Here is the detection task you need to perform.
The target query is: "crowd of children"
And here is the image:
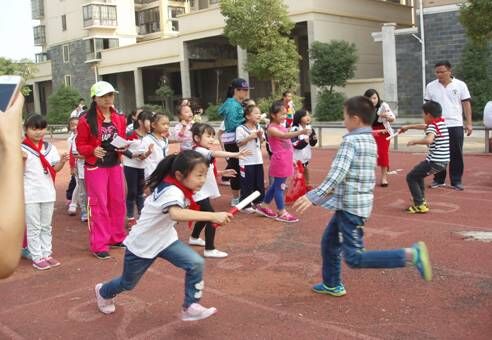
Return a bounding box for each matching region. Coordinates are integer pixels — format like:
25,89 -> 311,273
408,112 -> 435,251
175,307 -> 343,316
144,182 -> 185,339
20,79 -> 442,322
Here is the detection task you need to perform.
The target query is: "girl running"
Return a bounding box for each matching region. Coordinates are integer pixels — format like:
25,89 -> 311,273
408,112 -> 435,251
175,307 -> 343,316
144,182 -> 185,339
189,123 -> 250,258
255,101 -> 309,223
95,151 -> 232,321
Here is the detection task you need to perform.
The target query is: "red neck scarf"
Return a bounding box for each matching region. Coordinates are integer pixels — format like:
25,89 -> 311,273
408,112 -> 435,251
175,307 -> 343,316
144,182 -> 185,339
22,137 -> 56,182
163,175 -> 200,228
427,117 -> 445,136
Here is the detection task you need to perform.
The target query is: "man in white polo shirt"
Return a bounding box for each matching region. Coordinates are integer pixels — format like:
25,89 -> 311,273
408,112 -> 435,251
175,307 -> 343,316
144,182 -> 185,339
424,61 -> 472,191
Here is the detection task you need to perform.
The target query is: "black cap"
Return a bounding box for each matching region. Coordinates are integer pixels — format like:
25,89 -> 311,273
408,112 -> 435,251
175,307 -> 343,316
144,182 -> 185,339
231,78 -> 252,90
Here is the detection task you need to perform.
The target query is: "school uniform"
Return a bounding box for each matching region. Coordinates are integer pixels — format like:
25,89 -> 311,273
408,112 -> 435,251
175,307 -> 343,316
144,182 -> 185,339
141,133 -> 169,179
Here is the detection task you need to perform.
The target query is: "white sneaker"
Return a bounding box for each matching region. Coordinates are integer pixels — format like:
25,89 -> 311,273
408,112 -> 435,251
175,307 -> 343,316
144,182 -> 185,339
188,237 -> 206,247
203,249 -> 228,258
241,207 -> 256,214
67,206 -> 77,216
181,303 -> 217,321
95,283 -> 116,314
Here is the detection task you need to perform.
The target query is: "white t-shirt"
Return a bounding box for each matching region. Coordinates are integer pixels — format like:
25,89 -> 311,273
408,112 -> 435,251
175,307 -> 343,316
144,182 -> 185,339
235,124 -> 264,166
124,185 -> 186,258
71,136 -> 85,179
192,146 -> 220,202
291,125 -> 312,164
424,78 -> 471,127
483,101 -> 492,129
122,135 -> 147,169
22,142 -> 60,204
141,133 -> 169,179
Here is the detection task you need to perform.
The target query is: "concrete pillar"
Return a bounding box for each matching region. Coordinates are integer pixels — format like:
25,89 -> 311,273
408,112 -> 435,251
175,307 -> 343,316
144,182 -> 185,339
32,82 -> 41,114
134,68 -> 144,108
307,20 -> 318,113
237,46 -> 249,82
180,42 -> 191,98
381,23 -> 398,113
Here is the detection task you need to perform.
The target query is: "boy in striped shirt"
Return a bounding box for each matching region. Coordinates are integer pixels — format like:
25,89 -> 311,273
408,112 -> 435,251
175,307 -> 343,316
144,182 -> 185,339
399,101 -> 449,213
294,96 -> 433,297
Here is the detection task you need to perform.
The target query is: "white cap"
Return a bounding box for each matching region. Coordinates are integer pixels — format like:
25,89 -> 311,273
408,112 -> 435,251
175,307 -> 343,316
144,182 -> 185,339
90,81 -> 119,97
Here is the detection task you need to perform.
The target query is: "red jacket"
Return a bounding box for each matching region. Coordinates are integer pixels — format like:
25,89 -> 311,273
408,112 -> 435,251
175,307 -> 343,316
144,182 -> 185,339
76,108 -> 127,166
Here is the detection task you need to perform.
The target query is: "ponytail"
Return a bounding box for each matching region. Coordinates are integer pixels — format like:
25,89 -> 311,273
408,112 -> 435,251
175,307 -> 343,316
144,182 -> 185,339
86,101 -> 98,136
226,86 -> 234,99
145,150 -> 209,192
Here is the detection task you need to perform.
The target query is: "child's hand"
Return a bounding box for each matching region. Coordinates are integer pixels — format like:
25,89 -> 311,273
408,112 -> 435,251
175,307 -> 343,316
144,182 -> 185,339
138,143 -> 154,159
70,167 -> 76,176
302,128 -> 311,135
257,129 -> 263,139
293,195 -> 313,214
237,149 -> 253,159
398,126 -> 408,134
93,146 -> 106,159
211,212 -> 233,225
22,151 -> 28,161
407,140 -> 416,146
61,152 -> 70,163
221,169 -> 237,178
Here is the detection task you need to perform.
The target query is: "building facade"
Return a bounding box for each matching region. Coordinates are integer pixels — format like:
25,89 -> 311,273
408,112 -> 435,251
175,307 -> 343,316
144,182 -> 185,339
29,0 -> 415,117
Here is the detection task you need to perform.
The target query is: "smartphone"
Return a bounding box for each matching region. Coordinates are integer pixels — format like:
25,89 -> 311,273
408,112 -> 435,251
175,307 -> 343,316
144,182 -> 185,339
0,75 -> 23,112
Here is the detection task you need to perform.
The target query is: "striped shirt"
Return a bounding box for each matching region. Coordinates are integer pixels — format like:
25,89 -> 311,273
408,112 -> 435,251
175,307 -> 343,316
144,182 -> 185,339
425,121 -> 449,163
306,127 -> 376,218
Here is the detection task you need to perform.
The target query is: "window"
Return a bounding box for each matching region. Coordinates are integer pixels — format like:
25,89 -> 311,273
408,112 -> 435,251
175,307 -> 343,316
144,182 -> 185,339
62,15 -> 67,31
82,4 -> 117,27
209,0 -> 219,4
62,44 -> 70,63
33,25 -> 46,45
31,0 -> 44,19
168,6 -> 185,32
85,38 -> 119,61
64,75 -> 71,87
35,53 -> 48,63
136,7 -> 160,34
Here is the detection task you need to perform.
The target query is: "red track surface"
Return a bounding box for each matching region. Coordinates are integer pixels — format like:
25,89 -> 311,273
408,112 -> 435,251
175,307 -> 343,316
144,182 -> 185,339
1,142 -> 491,339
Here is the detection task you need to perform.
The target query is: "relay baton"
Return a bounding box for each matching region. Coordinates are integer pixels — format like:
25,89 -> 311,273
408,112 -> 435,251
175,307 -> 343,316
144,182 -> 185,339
212,191 -> 261,228
386,130 -> 401,141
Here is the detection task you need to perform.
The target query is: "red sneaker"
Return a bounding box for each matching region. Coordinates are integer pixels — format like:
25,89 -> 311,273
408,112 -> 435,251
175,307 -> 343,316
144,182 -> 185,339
45,256 -> 61,267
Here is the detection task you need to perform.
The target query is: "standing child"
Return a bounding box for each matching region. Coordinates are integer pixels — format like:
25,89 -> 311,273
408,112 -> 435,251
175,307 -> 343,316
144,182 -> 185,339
71,131 -> 88,222
255,101 -> 310,223
141,113 -> 170,180
290,110 -> 317,188
123,111 -> 154,228
399,101 -> 449,213
66,117 -> 79,213
95,151 -> 232,321
293,96 -> 432,298
235,104 -> 265,213
21,114 -> 69,270
189,123 -> 249,258
173,105 -> 194,151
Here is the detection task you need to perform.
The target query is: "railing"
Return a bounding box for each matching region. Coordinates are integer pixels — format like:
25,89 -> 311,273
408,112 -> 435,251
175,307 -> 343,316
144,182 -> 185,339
47,123 -> 492,153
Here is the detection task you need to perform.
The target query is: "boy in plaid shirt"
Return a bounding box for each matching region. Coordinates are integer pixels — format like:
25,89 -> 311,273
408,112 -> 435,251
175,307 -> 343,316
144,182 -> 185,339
294,96 -> 432,297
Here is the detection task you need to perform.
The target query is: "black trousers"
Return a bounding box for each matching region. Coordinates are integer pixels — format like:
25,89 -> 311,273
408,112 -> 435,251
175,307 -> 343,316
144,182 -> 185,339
433,126 -> 464,186
66,175 -> 76,200
224,143 -> 241,191
407,160 -> 447,205
191,198 -> 216,250
240,164 -> 265,205
124,166 -> 145,218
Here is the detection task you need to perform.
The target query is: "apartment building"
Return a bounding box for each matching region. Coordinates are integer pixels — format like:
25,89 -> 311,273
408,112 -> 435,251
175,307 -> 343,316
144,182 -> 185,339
29,0 -> 415,116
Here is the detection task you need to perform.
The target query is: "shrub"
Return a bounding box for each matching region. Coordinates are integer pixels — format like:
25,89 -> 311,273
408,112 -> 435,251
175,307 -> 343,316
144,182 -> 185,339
314,91 -> 345,121
47,86 -> 81,124
205,103 -> 222,121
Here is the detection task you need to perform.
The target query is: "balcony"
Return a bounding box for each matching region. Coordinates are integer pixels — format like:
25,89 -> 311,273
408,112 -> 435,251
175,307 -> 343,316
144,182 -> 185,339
82,4 -> 117,29
33,25 -> 46,46
84,38 -> 119,63
35,53 -> 49,63
31,0 -> 44,19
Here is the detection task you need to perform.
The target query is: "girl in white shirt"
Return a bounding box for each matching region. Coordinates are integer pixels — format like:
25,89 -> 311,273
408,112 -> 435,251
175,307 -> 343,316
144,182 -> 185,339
95,151 -> 232,321
189,123 -> 249,258
21,114 -> 69,270
141,113 -> 170,180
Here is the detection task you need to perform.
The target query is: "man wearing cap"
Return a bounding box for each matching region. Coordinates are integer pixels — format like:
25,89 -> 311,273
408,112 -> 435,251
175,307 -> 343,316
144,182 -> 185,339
76,81 -> 127,260
218,78 -> 251,206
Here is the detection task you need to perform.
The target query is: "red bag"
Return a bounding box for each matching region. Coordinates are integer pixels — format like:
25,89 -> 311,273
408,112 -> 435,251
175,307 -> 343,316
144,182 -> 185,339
285,161 -> 307,204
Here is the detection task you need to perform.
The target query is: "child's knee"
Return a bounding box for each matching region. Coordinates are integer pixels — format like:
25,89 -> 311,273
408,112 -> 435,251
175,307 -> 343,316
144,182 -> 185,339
190,256 -> 205,273
344,252 -> 362,268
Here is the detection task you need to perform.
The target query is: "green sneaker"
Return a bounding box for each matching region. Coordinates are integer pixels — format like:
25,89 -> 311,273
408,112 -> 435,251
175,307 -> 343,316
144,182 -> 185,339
412,241 -> 432,281
312,282 -> 346,296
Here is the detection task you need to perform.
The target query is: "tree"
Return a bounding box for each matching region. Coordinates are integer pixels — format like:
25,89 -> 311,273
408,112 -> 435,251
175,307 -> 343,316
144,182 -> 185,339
154,81 -> 174,113
47,86 -> 81,124
0,57 -> 37,96
458,0 -> 492,120
309,40 -> 358,121
220,0 -> 300,94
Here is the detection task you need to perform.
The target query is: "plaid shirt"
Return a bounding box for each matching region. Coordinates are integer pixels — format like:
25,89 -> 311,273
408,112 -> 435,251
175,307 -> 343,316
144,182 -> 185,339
306,127 -> 376,218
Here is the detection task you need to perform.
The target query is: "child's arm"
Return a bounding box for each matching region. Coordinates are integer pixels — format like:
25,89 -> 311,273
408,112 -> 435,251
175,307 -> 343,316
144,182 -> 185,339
407,132 -> 435,146
53,153 -> 70,172
398,124 -> 427,133
211,148 -> 251,159
268,125 -> 309,139
236,130 -> 259,147
169,206 -> 233,225
295,139 -> 356,212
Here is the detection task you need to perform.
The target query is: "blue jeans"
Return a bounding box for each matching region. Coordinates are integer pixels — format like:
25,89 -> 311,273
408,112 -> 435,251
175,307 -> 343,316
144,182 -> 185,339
264,177 -> 286,210
100,240 -> 205,308
321,210 -> 406,287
